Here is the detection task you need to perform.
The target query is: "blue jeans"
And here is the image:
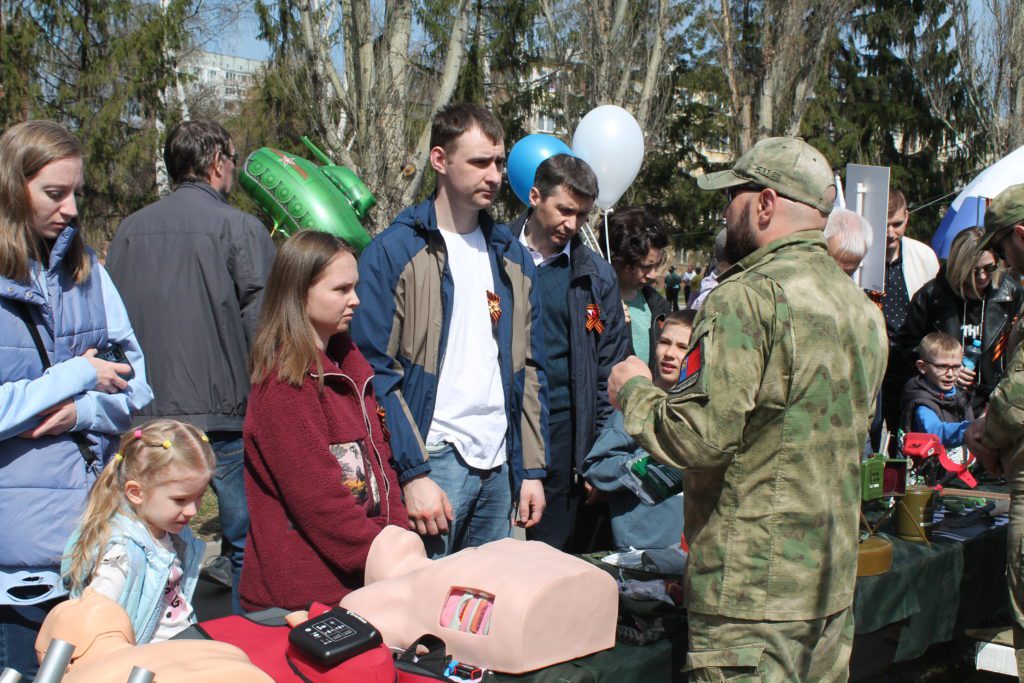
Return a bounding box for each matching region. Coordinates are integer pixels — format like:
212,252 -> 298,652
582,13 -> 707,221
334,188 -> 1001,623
423,443 -> 512,559
207,432 -> 248,615
0,598 -> 63,680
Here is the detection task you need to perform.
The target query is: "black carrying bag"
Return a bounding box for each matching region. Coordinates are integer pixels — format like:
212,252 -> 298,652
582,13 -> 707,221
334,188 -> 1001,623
12,300 -> 97,466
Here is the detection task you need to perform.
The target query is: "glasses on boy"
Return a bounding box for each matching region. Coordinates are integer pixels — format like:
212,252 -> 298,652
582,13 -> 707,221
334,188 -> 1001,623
923,359 -> 961,375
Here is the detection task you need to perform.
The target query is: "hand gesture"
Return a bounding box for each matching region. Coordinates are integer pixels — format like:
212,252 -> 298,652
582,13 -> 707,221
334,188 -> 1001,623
402,475 -> 454,536
956,365 -> 976,390
608,355 -> 653,410
83,348 -> 130,394
514,479 -> 546,528
19,399 -> 77,439
965,417 -> 1001,477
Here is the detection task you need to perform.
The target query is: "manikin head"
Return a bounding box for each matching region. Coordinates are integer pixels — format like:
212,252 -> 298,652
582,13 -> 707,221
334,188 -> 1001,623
35,588 -> 271,682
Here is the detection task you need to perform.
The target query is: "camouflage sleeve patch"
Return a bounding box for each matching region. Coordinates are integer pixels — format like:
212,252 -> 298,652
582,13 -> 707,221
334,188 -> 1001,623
621,283 -> 770,471
670,313 -> 715,398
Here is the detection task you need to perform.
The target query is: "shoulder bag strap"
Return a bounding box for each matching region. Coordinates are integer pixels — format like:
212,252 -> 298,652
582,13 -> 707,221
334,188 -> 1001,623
12,300 -> 98,466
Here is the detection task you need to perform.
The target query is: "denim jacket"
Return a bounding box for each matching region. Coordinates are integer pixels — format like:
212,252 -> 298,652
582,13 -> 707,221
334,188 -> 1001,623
63,513 -> 204,644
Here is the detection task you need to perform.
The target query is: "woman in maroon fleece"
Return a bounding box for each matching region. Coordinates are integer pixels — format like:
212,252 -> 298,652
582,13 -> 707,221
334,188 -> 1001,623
241,231 -> 408,611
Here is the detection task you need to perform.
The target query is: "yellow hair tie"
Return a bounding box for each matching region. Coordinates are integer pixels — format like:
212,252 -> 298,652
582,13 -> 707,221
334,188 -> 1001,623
113,453 -> 123,462
201,434 -> 209,443
162,440 -> 171,449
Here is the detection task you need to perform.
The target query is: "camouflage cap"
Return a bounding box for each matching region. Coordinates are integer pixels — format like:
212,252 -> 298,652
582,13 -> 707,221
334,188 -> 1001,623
697,137 -> 835,214
978,184 -> 1024,251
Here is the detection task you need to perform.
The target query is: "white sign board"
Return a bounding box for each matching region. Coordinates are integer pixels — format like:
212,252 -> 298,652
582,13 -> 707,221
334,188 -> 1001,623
845,164 -> 890,293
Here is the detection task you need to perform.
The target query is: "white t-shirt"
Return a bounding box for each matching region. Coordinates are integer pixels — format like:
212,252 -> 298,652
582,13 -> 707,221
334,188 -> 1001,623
426,227 -> 508,469
91,534 -> 194,643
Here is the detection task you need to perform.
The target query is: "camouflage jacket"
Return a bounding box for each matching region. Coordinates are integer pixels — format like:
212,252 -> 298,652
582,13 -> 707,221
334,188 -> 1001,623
619,231 -> 887,620
982,316 -> 1024,476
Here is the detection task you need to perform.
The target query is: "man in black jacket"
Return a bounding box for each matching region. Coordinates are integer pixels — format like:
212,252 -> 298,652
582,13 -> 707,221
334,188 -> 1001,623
510,154 -> 629,550
106,121 -> 276,613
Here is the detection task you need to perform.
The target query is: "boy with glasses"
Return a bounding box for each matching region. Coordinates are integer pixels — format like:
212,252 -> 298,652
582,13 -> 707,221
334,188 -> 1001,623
899,332 -> 974,450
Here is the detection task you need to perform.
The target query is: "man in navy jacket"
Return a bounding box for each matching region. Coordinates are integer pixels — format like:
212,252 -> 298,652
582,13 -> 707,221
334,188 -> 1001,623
509,154 -> 629,550
351,103 -> 549,557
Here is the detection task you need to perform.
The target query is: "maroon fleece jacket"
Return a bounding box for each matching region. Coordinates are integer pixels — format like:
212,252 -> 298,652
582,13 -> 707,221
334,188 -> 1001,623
240,335 -> 408,611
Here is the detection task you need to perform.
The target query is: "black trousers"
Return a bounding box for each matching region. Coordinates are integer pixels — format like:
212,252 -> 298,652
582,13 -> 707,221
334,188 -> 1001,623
527,416 -> 611,552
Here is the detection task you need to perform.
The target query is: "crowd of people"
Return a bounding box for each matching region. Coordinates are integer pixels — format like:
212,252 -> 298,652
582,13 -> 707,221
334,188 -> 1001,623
3,104 -> 1024,683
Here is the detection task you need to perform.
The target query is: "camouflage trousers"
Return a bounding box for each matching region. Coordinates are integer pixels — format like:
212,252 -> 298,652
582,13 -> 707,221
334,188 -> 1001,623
684,608 -> 854,682
1006,451 -> 1024,679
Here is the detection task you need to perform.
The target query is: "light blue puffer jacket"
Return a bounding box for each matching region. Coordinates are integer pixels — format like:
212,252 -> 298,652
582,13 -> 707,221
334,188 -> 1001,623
0,227 -> 152,604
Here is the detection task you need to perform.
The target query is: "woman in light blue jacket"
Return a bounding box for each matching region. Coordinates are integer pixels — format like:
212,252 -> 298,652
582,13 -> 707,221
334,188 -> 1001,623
0,120 -> 152,677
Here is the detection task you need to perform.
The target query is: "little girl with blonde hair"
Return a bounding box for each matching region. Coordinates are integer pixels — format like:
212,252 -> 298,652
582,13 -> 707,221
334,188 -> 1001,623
63,419 -> 214,643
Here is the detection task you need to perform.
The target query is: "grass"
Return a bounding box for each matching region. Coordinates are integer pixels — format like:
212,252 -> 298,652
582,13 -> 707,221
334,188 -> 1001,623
190,487 -> 222,542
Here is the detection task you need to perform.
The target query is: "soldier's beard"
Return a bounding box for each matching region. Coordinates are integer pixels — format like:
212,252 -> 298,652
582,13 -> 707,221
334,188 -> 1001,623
724,203 -> 758,264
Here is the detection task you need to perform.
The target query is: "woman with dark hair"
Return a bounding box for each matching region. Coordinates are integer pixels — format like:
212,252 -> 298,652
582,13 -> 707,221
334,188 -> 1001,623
894,227 -> 1024,413
241,230 -> 407,612
607,205 -> 671,371
0,120 -> 152,676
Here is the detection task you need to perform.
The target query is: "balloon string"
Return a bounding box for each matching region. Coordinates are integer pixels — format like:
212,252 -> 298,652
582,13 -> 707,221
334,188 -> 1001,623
603,209 -> 613,264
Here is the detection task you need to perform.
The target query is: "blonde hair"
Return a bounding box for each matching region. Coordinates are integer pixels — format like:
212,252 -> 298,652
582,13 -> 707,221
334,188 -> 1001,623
64,419 -> 215,593
946,227 -> 1002,300
0,120 -> 90,284
918,331 -> 962,361
249,230 -> 356,389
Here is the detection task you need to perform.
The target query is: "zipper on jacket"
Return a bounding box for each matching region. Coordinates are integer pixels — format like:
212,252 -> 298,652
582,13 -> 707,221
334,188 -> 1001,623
316,370 -> 392,524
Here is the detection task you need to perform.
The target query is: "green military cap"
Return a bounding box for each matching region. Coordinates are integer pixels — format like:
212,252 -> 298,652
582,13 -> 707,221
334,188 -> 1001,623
978,184 -> 1024,251
697,137 -> 836,214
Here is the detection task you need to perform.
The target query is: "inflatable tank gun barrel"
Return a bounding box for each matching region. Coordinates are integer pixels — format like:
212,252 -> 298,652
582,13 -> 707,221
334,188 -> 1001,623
239,136 -> 376,253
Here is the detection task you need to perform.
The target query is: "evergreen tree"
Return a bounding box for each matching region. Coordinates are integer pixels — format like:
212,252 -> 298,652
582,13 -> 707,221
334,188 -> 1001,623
801,0 -> 985,241
2,0 -> 193,246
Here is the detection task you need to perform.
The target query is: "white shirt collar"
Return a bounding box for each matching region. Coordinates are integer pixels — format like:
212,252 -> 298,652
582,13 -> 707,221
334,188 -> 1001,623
519,224 -> 571,267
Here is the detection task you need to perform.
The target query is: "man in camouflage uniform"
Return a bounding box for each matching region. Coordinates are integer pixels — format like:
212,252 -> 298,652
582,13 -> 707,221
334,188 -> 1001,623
966,184 -> 1024,680
609,137 -> 888,682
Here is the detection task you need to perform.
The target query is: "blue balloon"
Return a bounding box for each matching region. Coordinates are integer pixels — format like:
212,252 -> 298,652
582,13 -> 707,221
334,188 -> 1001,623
507,134 -> 574,205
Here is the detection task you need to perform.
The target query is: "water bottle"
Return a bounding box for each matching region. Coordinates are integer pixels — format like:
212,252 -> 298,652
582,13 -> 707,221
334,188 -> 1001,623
962,339 -> 982,372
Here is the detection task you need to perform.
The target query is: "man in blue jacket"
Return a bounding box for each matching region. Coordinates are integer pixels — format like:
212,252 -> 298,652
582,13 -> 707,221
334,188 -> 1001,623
509,154 -> 629,550
351,103 -> 549,558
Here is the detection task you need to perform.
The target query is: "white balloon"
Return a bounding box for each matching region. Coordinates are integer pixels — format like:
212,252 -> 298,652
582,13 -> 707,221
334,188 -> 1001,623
571,105 -> 645,210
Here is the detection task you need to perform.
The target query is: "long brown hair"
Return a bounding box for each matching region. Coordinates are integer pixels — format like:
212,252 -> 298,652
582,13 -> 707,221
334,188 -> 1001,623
0,120 -> 90,283
64,419 -> 216,593
249,230 -> 356,388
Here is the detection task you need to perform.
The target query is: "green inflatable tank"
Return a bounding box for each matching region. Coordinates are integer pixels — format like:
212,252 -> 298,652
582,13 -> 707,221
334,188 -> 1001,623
239,137 -> 375,252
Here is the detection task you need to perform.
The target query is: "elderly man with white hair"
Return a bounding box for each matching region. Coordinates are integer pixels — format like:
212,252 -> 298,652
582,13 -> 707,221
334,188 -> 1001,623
824,207 -> 874,276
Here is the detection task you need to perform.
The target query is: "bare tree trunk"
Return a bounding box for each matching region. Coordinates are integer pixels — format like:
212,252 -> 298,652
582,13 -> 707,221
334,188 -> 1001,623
399,0 -> 471,208
636,0 -> 669,132
715,0 -> 850,154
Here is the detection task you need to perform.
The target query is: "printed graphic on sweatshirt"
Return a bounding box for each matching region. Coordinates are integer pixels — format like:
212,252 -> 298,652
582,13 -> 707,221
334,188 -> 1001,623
330,441 -> 380,513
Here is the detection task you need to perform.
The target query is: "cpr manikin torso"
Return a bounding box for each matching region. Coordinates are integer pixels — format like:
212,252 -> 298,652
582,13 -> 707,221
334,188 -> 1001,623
339,527 -> 618,673
35,588 -> 272,682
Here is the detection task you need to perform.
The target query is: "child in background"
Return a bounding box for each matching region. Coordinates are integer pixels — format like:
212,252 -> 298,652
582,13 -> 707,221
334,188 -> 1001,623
63,419 -> 213,643
581,310 -> 695,551
899,332 -> 974,450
